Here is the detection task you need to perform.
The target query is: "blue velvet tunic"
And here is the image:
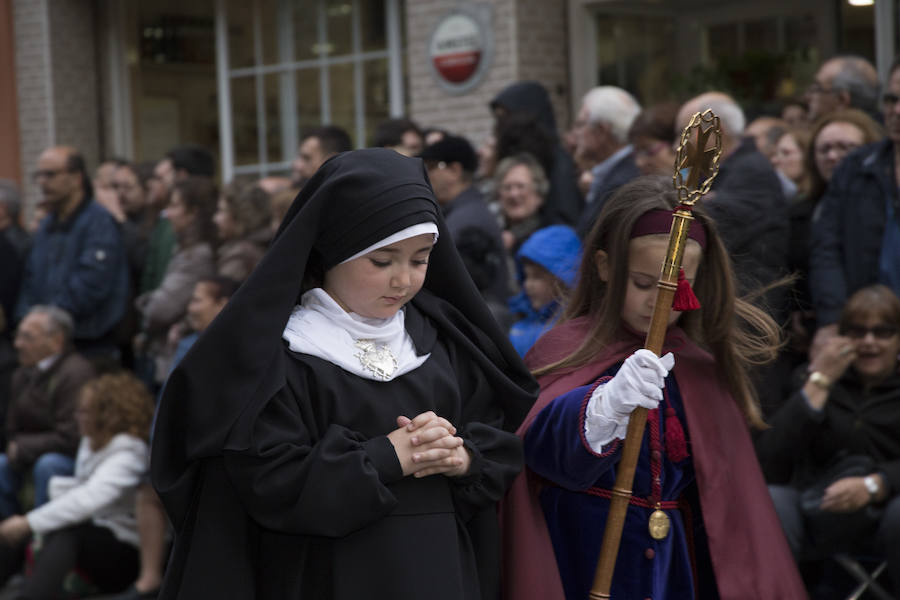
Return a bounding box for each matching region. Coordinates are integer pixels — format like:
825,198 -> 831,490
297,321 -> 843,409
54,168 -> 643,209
524,364 -> 719,600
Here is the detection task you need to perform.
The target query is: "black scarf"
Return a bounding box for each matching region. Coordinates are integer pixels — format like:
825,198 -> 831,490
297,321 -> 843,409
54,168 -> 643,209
151,148 -> 538,527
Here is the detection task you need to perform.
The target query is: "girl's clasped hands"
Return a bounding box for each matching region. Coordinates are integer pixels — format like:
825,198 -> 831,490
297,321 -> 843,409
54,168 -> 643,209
388,411 -> 471,478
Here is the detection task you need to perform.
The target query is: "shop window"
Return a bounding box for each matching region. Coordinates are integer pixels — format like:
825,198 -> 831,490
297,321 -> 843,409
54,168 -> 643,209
222,0 -> 402,180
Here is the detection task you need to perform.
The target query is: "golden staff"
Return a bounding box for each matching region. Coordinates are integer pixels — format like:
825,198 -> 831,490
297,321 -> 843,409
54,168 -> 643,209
589,109 -> 722,599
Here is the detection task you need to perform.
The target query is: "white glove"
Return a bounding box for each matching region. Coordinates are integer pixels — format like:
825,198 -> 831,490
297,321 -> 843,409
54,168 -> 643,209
584,349 -> 675,452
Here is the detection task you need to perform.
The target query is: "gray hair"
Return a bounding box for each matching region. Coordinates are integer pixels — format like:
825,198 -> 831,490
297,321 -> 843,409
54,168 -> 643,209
494,153 -> 550,198
582,86 -> 642,144
830,56 -> 880,117
0,180 -> 21,222
28,305 -> 74,342
703,96 -> 746,136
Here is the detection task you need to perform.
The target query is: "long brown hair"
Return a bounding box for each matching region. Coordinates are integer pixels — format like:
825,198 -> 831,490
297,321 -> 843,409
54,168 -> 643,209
534,176 -> 781,428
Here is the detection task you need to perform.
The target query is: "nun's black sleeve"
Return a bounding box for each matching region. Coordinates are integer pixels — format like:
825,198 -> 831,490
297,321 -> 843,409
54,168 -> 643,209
222,370 -> 404,537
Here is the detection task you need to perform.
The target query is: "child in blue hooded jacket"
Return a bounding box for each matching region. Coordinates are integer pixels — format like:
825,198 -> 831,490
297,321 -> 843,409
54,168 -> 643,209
508,225 -> 581,357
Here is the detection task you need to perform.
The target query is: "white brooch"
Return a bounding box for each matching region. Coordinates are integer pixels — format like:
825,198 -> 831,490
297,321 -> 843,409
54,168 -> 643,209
354,339 -> 398,380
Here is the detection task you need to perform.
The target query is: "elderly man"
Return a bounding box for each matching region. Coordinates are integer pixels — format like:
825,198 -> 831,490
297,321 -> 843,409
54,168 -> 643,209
1,306 -> 93,518
678,92 -> 791,416
15,147 -> 129,361
572,86 -> 642,236
677,92 -> 789,298
806,55 -> 880,123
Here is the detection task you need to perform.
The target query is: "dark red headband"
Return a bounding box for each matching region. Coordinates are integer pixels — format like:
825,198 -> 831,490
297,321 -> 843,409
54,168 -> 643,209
630,209 -> 707,249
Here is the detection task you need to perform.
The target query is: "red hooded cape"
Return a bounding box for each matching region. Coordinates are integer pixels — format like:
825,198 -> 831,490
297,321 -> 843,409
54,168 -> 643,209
501,317 -> 807,600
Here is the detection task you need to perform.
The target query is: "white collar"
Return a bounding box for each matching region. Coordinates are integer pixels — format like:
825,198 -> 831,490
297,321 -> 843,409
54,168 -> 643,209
282,288 -> 430,381
37,354 -> 60,372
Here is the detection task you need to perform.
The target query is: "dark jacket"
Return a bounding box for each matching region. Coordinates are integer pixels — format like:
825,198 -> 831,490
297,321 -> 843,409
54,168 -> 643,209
809,139 -> 898,326
442,186 -> 509,304
0,234 -> 20,335
702,137 -> 789,317
7,350 -> 94,469
575,151 -> 640,238
491,82 -> 583,226
15,199 -> 129,342
757,366 -> 900,495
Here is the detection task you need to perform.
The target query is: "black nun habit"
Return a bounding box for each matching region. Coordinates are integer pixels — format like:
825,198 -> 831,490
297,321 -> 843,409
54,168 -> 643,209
151,148 -> 538,599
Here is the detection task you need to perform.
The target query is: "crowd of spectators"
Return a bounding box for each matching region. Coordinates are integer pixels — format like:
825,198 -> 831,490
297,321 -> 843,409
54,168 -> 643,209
0,50 -> 898,598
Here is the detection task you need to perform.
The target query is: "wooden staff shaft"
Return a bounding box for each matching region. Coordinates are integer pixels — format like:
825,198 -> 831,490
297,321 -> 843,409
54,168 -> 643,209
589,211 -> 693,599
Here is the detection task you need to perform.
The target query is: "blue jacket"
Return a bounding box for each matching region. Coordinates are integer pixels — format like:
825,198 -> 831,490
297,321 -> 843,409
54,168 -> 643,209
508,225 -> 581,356
15,199 -> 129,341
810,139 -> 898,325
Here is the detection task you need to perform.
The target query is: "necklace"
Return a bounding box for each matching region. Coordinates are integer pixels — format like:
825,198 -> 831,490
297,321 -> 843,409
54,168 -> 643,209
354,339 -> 398,380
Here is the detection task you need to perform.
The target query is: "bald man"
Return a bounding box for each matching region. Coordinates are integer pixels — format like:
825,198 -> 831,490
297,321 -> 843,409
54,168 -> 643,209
677,93 -> 791,416
676,92 -> 788,286
15,147 -> 128,359
806,56 -> 880,123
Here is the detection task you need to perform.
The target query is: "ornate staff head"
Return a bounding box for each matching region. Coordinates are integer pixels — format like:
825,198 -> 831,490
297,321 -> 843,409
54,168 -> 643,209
673,109 -> 722,206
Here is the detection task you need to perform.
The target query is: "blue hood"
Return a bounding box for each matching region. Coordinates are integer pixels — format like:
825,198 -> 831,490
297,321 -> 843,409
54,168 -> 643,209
514,225 -> 581,288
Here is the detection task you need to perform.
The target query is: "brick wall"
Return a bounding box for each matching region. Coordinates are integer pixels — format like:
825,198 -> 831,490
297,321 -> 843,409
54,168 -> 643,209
13,0 -> 100,213
514,0 -> 569,131
407,0 -> 570,149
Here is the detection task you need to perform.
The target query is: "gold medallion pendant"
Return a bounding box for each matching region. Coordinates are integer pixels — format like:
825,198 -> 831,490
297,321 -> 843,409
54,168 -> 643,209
648,509 -> 670,540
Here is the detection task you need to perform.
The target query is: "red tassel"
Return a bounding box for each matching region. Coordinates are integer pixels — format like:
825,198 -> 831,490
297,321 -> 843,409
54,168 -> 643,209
672,268 -> 701,311
664,406 -> 689,462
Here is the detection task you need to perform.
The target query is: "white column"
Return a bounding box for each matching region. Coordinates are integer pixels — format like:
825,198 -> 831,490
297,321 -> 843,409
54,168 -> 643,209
386,0 -> 404,117
215,0 -> 235,183
874,0 -> 896,86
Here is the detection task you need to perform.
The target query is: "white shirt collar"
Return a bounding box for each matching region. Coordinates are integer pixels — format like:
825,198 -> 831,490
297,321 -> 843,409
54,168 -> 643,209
282,288 -> 429,381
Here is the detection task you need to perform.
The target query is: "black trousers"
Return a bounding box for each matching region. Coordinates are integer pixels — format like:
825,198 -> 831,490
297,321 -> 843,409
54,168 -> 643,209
19,522 -> 139,599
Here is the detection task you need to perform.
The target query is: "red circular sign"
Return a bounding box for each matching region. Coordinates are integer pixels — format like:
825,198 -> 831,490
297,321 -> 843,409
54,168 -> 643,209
430,14 -> 483,85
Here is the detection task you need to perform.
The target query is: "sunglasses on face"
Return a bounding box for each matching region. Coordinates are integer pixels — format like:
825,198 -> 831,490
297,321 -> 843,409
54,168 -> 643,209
841,324 -> 899,340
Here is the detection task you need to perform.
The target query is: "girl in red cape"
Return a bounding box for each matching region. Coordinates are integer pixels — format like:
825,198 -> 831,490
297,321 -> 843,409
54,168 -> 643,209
501,176 -> 807,599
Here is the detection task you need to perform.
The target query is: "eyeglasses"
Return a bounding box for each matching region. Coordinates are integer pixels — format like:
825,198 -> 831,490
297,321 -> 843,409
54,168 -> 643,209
500,181 -> 536,194
841,324 -> 899,340
815,141 -> 860,157
633,141 -> 668,160
806,82 -> 835,96
31,168 -> 70,182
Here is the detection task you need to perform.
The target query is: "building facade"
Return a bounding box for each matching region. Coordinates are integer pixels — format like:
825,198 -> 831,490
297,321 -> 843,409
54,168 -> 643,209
0,0 -> 894,211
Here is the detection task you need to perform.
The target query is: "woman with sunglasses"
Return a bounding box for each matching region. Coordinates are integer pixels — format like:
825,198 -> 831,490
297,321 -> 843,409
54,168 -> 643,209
758,284 -> 900,596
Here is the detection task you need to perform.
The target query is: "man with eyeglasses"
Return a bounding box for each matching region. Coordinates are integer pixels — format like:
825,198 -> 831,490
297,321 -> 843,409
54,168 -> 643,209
571,86 -> 642,237
805,55 -> 880,124
14,146 -> 128,364
809,56 -> 900,358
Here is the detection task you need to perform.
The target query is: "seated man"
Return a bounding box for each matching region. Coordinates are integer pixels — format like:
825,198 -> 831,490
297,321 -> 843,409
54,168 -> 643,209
1,306 -> 93,517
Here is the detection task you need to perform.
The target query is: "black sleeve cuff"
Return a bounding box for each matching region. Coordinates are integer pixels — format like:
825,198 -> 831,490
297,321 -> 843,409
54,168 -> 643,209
362,435 -> 404,484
